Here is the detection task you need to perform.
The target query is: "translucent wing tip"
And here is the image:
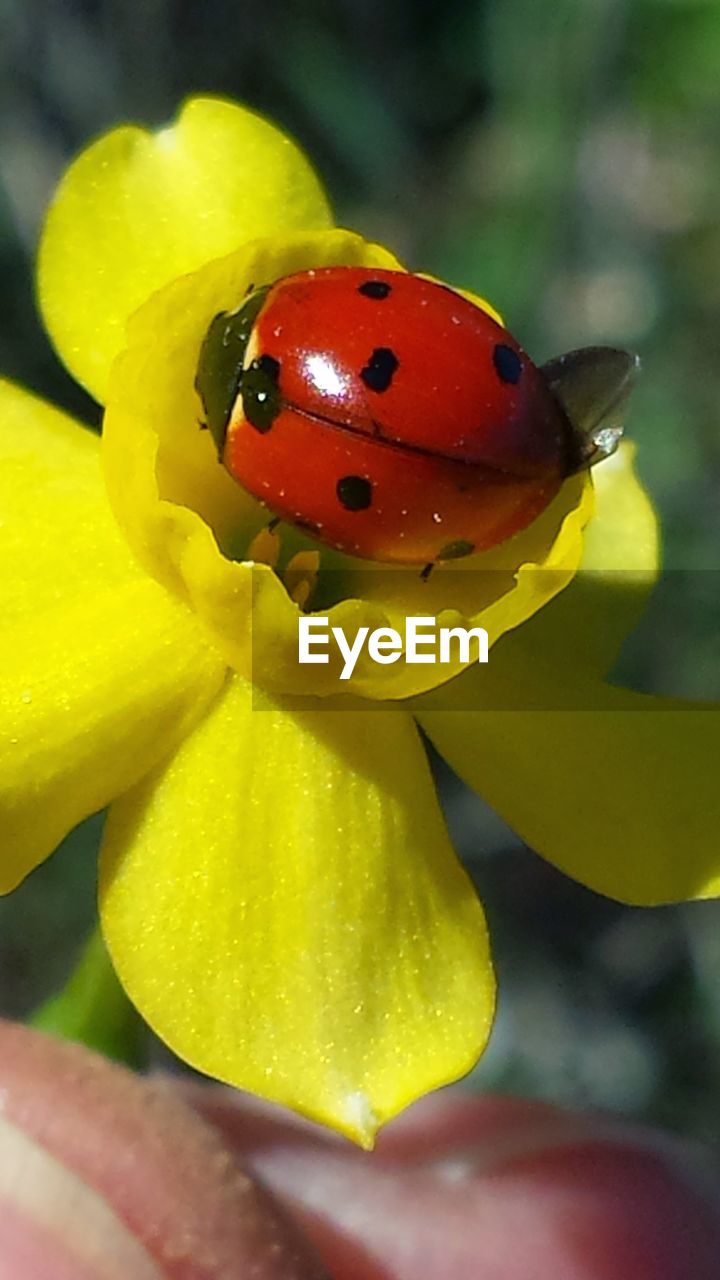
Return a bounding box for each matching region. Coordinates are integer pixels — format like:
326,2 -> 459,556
542,347 -> 641,473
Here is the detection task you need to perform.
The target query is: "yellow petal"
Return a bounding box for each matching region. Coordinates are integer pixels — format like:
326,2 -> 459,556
416,442 -> 653,713
0,378 -> 224,888
419,447 -> 720,905
0,577 -> 226,892
423,686 -> 720,904
38,97 -> 332,402
500,443 -> 659,679
99,676 -> 493,1147
0,379 -> 139,625
103,226 -> 593,700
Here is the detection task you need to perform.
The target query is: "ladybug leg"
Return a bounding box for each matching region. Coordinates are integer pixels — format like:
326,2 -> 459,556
267,516 -> 281,532
420,563 -> 435,582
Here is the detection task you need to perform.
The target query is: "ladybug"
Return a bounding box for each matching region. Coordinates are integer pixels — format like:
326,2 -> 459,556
195,267 -> 638,567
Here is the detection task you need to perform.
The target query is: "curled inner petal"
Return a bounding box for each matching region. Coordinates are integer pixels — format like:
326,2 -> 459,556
103,229 -> 592,700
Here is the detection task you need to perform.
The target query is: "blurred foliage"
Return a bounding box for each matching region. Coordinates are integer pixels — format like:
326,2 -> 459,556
1,0 -> 719,1141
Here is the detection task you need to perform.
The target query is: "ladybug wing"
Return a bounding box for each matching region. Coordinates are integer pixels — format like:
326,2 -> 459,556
541,346 -> 639,471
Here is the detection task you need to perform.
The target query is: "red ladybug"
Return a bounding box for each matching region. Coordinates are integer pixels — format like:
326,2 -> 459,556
196,267 -> 637,567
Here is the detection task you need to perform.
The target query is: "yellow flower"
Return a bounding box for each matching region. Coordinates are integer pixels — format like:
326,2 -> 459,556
2,97 -> 718,1148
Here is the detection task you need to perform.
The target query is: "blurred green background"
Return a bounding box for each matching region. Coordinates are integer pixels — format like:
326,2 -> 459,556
1,0 -> 719,1140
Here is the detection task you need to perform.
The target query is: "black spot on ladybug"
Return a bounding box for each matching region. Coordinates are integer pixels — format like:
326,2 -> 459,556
361,347 -> 399,393
493,344 -> 522,385
242,354 -> 282,433
438,539 -> 475,560
358,280 -> 392,300
337,475 -> 372,511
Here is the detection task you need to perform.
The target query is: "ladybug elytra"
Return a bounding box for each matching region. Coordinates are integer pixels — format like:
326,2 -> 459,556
195,267 -> 638,567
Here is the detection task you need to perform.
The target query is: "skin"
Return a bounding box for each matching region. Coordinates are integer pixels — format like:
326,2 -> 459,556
0,1020 -> 718,1280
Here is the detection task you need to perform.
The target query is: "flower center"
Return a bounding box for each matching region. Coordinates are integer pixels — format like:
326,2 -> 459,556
102,230 -> 592,701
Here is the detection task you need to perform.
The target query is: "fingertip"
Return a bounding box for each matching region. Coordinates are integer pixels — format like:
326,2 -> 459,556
191,1087 -> 720,1280
0,1021 -> 326,1280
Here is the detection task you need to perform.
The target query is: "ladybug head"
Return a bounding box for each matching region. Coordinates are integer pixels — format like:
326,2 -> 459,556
541,347 -> 640,475
195,287 -> 269,457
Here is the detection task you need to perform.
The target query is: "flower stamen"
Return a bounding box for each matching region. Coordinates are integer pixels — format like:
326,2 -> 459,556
246,524 -> 282,568
284,550 -> 321,608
